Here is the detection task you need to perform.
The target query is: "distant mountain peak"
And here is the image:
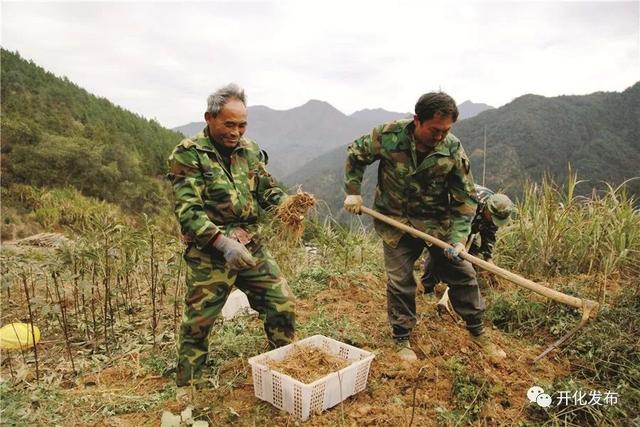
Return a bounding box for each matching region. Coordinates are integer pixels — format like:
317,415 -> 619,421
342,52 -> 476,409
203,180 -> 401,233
349,107 -> 410,126
351,107 -> 396,115
457,100 -> 495,120
458,100 -> 492,108
512,93 -> 545,101
303,99 -> 332,106
249,99 -> 337,114
297,99 -> 344,115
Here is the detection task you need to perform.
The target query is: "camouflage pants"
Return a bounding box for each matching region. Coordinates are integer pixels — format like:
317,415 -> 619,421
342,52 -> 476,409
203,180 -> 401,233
385,234 -> 485,339
176,241 -> 295,386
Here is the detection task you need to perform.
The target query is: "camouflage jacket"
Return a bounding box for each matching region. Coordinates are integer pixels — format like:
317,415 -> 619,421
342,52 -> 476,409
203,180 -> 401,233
345,119 -> 477,247
470,184 -> 498,258
167,127 -> 286,250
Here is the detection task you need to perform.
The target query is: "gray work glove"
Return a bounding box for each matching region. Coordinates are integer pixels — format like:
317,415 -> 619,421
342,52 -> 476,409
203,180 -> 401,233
444,243 -> 466,264
212,234 -> 256,270
344,195 -> 363,214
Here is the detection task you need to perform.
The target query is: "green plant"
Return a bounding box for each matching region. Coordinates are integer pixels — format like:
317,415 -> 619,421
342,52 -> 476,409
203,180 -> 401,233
289,266 -> 334,299
208,316 -> 267,367
298,308 -> 367,347
141,352 -> 173,376
488,290 -> 547,337
444,357 -> 492,423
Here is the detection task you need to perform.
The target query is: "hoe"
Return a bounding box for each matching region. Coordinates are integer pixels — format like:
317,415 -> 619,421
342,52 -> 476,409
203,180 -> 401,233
360,206 -> 599,363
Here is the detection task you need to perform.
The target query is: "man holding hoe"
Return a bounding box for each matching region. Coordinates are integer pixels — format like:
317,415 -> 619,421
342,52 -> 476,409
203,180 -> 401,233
343,92 -> 506,362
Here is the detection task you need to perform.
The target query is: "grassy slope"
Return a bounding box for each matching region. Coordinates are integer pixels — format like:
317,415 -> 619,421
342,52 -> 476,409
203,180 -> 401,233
1,180 -> 638,426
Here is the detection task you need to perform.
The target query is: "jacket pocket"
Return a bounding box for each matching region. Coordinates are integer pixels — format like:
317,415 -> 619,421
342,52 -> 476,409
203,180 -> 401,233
202,166 -> 230,202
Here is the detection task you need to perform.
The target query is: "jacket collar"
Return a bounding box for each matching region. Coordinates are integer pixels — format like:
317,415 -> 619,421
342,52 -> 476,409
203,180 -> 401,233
193,126 -> 249,153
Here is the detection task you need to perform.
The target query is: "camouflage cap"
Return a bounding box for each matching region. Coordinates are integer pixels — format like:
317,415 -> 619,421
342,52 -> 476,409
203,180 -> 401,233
486,193 -> 514,227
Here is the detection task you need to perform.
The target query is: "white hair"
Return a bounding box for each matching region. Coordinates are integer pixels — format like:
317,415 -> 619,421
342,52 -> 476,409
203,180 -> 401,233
206,83 -> 246,115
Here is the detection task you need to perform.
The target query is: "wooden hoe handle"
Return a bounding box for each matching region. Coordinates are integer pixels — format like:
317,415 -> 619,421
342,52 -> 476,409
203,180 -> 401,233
360,206 -> 598,312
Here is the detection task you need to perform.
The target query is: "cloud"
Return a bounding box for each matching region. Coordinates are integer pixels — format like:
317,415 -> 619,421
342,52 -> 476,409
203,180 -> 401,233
2,1 -> 638,128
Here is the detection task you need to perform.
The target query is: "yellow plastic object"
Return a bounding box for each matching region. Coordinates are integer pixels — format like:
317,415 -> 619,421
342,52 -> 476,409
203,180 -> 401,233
0,323 -> 41,350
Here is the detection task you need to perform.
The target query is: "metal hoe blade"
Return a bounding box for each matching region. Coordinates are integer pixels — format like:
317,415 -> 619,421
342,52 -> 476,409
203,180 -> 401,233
436,288 -> 462,324
533,299 -> 598,363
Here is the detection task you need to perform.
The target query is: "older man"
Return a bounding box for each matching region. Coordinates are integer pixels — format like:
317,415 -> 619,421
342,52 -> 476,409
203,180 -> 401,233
344,92 -> 506,362
168,83 -> 295,388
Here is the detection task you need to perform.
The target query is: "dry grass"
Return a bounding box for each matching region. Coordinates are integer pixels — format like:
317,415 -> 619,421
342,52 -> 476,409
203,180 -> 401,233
1,176 -> 638,426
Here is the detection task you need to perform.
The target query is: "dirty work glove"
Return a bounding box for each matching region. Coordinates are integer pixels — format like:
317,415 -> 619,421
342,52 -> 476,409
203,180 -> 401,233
212,234 -> 256,270
444,243 -> 466,263
344,195 -> 363,214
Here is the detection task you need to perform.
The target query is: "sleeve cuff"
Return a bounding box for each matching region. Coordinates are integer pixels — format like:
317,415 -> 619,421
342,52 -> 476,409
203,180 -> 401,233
193,224 -> 221,250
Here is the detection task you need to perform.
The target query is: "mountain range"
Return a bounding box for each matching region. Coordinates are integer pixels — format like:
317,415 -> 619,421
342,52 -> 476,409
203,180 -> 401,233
2,47 -> 636,225
287,84 -> 640,221
173,101 -> 492,178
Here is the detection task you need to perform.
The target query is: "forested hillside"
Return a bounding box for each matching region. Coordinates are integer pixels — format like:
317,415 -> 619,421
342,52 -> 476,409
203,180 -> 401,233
3,47 -> 637,228
1,49 -> 181,215
458,85 -> 640,194
289,83 -> 640,221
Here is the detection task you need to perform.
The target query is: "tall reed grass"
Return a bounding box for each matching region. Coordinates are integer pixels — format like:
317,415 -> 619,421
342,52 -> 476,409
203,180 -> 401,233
497,173 -> 639,285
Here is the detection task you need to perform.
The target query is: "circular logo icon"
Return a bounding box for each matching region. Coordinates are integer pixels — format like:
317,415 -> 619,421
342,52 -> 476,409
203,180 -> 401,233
527,386 -> 544,403
536,393 -> 552,408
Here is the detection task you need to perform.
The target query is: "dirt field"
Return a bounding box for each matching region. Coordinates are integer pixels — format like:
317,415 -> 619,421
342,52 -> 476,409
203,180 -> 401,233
1,267 -> 576,426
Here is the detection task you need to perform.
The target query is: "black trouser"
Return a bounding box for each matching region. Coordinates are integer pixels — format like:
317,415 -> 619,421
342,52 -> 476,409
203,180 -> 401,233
422,241 -> 484,287
385,234 -> 485,338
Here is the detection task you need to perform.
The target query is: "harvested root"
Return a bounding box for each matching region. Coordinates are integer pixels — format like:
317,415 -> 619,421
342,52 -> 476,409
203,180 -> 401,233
266,344 -> 351,384
274,191 -> 316,241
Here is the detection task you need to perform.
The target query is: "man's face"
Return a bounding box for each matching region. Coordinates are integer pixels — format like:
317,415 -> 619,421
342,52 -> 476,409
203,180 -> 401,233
205,98 -> 247,148
413,113 -> 454,150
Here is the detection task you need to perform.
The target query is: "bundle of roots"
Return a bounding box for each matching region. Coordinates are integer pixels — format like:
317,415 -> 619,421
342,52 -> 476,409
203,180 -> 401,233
265,344 -> 350,384
274,191 -> 316,241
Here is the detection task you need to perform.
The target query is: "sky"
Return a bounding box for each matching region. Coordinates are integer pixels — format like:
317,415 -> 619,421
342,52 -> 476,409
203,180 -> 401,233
2,1 -> 639,129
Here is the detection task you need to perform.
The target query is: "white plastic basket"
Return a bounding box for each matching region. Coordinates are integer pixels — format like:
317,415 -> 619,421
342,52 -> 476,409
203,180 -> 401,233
248,335 -> 375,420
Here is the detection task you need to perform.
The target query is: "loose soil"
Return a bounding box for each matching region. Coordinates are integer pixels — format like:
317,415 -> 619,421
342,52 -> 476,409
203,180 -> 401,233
1,264 -> 579,426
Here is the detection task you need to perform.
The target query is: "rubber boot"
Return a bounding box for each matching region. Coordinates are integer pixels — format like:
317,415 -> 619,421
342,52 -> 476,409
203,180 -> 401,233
470,333 -> 507,363
394,338 -> 418,362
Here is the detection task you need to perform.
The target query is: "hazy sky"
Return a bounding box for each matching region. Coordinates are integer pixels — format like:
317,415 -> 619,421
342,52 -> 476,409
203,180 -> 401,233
2,1 -> 638,128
